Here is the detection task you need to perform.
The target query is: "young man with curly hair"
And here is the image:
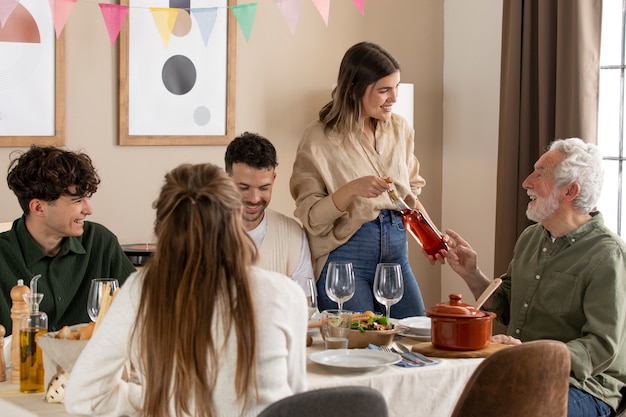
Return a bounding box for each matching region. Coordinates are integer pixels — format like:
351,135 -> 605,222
0,145 -> 135,335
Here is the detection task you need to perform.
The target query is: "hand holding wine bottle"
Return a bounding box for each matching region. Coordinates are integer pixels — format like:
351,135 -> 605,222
384,178 -> 448,260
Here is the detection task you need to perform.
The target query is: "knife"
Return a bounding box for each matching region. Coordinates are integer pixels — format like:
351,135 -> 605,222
408,351 -> 436,364
401,353 -> 425,366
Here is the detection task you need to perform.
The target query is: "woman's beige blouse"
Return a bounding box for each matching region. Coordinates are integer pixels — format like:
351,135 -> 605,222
289,114 -> 426,278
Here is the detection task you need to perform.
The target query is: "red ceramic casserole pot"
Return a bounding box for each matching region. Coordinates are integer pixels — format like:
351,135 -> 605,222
426,293 -> 496,351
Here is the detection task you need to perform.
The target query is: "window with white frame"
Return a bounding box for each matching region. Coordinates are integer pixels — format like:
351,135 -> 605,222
597,0 -> 626,236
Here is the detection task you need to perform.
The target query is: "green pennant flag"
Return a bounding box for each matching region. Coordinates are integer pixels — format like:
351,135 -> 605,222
231,3 -> 257,42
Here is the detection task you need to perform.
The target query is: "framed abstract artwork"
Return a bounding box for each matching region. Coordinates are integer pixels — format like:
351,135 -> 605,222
0,0 -> 66,146
119,0 -> 236,146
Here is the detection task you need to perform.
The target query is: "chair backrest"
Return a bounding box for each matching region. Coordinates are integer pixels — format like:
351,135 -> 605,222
450,339 -> 570,417
257,386 -> 389,417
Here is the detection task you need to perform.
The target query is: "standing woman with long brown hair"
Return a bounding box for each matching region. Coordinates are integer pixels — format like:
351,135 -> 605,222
65,163 -> 308,417
290,42 -> 446,318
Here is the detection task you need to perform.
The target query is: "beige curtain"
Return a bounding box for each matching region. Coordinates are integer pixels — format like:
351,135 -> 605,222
494,0 -> 602,275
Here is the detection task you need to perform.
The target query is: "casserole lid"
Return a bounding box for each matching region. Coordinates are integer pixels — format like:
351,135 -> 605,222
426,294 -> 488,318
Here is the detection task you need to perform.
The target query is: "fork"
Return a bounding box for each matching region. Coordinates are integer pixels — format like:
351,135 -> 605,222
380,344 -> 405,354
380,345 -> 425,366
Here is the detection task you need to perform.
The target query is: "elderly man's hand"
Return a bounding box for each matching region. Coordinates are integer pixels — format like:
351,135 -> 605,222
444,229 -> 479,279
490,334 -> 522,345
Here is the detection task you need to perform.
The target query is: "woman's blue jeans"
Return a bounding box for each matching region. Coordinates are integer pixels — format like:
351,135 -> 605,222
316,210 -> 425,318
568,387 -> 613,417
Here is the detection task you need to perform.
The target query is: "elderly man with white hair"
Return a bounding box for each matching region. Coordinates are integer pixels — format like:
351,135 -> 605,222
445,138 -> 626,417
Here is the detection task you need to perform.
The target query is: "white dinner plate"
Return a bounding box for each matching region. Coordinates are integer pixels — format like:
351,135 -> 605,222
397,316 -> 432,336
309,349 -> 400,371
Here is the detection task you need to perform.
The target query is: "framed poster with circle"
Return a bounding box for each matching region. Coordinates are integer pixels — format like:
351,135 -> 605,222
0,0 -> 65,147
119,0 -> 235,146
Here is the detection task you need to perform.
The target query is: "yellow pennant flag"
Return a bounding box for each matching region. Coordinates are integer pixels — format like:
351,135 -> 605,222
150,7 -> 180,48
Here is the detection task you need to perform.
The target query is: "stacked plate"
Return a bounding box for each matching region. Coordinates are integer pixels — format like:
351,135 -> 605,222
397,316 -> 432,341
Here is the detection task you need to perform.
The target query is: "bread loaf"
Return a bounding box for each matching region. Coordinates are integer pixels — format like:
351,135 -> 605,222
55,322 -> 95,340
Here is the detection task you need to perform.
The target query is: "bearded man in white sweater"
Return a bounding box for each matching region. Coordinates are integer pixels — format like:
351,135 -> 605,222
225,132 -> 314,292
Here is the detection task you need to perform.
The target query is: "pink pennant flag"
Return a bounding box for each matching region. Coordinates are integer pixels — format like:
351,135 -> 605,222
0,0 -> 19,28
49,0 -> 78,38
311,0 -> 329,26
98,3 -> 129,45
275,0 -> 299,35
352,0 -> 364,15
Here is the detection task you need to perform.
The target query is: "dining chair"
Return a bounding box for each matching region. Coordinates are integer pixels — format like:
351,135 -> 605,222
450,339 -> 570,417
257,386 -> 389,417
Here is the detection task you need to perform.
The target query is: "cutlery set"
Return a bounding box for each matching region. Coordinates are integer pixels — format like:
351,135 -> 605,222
370,344 -> 438,367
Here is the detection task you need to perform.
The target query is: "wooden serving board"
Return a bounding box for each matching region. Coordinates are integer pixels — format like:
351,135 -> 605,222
409,342 -> 510,358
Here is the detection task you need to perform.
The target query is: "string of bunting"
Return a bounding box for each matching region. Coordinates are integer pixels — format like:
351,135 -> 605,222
0,0 -> 366,46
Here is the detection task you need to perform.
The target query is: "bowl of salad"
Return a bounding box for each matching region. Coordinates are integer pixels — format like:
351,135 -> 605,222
348,311 -> 399,348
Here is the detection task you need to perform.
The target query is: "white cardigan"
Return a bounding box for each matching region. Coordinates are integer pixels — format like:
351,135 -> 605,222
64,267 -> 308,417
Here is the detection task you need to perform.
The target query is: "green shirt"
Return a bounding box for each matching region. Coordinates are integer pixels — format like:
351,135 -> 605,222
491,212 -> 626,409
0,216 -> 135,335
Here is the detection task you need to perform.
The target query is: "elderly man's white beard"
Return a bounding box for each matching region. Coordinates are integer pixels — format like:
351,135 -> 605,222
526,188 -> 560,223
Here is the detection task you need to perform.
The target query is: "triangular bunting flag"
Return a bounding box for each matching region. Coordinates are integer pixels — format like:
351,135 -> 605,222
49,0 -> 78,38
150,7 -> 180,48
311,0 -> 330,27
231,3 -> 257,43
275,0 -> 299,35
98,3 -> 129,45
0,0 -> 19,28
352,0 -> 364,15
191,7 -> 218,46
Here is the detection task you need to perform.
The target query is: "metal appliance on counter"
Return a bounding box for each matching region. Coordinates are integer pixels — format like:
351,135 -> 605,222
121,244 -> 155,267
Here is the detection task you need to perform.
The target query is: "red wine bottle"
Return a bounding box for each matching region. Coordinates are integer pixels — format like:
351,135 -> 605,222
387,188 -> 448,257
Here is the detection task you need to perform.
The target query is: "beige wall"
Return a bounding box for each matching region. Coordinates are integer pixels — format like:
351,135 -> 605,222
0,0 -> 502,309
442,1 -> 502,304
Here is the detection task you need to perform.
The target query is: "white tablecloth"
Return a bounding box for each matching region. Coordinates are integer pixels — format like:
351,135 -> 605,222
306,336 -> 482,417
0,336 -> 483,417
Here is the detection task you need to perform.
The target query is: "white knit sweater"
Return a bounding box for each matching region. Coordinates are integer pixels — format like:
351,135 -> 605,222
64,267 -> 308,417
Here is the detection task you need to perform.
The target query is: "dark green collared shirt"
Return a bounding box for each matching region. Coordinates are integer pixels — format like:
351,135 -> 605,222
491,212 -> 626,409
0,216 -> 135,335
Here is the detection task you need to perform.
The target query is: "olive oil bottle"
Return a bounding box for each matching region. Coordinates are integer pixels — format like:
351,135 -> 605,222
19,289 -> 47,393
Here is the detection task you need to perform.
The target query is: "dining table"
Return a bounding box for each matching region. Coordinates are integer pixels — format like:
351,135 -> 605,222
0,334 -> 483,417
306,334 -> 483,417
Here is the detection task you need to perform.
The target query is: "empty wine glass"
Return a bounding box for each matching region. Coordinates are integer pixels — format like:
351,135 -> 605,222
87,278 -> 119,322
373,263 -> 404,319
325,261 -> 355,311
305,277 -> 318,319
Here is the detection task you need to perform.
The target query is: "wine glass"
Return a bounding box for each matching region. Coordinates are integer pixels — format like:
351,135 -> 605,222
373,263 -> 404,319
87,278 -> 119,322
324,261 -> 355,311
305,277 -> 318,320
